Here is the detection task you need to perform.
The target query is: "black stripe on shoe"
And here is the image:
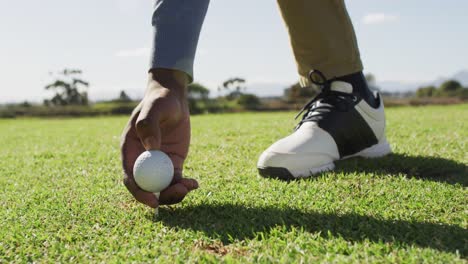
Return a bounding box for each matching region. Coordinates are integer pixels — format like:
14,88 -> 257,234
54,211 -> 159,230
317,103 -> 378,157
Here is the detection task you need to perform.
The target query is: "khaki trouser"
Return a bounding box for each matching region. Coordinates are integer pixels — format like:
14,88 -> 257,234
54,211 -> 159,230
151,0 -> 363,85
277,0 -> 363,86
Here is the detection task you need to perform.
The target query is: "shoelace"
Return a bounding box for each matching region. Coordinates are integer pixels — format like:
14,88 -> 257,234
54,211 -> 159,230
294,70 -> 357,130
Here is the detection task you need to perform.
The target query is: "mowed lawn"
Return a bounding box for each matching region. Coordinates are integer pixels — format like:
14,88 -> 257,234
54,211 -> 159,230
0,105 -> 467,263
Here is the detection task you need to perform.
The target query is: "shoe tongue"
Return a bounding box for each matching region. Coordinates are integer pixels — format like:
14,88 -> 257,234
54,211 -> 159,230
330,81 -> 353,94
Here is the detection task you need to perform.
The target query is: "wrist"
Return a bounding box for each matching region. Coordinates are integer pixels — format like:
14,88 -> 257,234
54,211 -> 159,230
148,69 -> 188,99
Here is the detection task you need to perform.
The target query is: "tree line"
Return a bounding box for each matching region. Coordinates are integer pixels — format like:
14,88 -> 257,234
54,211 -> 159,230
35,68 -> 468,115
416,80 -> 468,99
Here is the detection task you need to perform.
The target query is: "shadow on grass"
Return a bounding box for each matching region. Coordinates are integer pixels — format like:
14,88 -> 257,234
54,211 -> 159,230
335,153 -> 467,186
156,204 -> 467,256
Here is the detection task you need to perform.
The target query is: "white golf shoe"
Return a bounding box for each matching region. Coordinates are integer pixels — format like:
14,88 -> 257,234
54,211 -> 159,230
257,71 -> 391,180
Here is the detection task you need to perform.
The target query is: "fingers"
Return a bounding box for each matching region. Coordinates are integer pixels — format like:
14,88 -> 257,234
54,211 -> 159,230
159,183 -> 189,205
157,178 -> 199,205
121,110 -> 143,177
135,92 -> 184,151
172,169 -> 198,191
179,178 -> 199,191
123,177 -> 159,208
121,109 -> 159,209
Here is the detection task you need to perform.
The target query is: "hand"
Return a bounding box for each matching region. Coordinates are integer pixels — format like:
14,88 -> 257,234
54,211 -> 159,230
121,69 -> 198,208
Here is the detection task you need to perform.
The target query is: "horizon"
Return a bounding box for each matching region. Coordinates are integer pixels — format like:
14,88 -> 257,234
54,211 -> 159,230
1,69 -> 467,105
1,0 -> 467,103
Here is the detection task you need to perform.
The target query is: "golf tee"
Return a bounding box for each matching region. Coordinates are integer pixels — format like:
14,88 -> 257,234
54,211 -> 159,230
154,192 -> 160,216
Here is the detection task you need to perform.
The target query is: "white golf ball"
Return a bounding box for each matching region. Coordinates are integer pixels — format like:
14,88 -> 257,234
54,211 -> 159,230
133,150 -> 174,193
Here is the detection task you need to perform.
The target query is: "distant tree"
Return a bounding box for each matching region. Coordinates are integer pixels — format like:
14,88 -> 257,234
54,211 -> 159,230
416,86 -> 437,98
188,82 -> 210,114
238,93 -> 261,110
188,83 -> 210,100
116,90 -> 132,102
20,101 -> 32,107
220,78 -> 246,100
284,82 -> 317,103
438,80 -> 463,96
440,80 -> 462,92
458,87 -> 468,100
44,68 -> 89,106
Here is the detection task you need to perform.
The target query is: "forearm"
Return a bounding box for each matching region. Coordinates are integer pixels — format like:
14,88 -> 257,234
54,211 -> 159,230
150,0 -> 210,82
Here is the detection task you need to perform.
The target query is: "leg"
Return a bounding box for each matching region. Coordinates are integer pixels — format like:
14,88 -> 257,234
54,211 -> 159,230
257,0 -> 391,179
277,0 -> 362,86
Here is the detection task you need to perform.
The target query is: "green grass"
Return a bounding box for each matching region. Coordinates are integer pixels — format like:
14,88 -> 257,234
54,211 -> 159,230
0,104 -> 467,263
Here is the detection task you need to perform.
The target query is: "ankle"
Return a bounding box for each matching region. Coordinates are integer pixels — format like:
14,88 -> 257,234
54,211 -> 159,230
335,72 -> 378,107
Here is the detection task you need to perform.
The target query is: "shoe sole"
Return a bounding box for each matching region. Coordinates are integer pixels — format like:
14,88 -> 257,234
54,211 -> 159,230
258,141 -> 392,180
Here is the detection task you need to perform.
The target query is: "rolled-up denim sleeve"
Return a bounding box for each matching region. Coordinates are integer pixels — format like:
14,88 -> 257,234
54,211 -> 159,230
150,0 -> 210,82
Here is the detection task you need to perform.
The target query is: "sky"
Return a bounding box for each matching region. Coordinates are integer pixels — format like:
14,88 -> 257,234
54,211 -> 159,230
1,0 -> 467,102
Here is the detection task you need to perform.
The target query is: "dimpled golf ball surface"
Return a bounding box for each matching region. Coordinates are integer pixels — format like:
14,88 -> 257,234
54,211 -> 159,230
133,150 -> 174,193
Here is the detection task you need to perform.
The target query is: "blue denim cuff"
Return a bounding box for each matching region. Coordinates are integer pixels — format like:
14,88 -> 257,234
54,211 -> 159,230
150,0 -> 210,82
